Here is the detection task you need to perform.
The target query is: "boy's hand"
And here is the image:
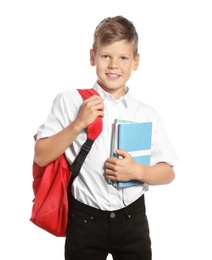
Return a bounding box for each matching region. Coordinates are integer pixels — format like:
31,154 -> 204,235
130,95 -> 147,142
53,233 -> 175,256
76,95 -> 104,129
104,149 -> 140,182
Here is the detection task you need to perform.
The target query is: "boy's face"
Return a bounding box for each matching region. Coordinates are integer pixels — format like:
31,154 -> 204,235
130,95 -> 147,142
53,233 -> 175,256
90,40 -> 140,99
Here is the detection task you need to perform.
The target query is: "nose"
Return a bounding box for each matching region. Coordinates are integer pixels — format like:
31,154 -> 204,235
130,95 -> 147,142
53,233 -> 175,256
108,58 -> 118,69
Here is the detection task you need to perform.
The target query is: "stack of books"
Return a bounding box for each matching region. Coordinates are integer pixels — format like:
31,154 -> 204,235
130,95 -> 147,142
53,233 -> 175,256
110,119 -> 152,188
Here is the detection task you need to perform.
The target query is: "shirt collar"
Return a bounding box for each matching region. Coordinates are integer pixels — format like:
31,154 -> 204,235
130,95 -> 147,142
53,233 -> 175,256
92,82 -> 130,108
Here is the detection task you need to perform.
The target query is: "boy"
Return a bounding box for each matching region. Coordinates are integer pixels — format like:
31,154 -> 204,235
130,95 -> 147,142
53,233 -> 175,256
34,16 -> 179,260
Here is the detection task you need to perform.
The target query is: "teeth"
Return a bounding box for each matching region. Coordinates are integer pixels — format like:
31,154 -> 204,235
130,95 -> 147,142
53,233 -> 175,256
108,74 -> 118,78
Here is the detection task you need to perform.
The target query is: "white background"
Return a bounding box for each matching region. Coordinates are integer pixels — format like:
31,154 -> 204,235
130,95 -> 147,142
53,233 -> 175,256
0,0 -> 211,259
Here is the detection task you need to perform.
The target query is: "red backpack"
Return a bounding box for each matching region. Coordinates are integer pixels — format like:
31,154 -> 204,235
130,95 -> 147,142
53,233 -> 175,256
30,88 -> 102,237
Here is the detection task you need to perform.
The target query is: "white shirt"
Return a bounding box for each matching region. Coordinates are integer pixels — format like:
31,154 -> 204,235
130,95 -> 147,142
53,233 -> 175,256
37,82 -> 179,210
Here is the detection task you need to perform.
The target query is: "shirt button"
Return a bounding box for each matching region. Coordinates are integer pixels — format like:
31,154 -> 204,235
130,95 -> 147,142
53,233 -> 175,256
110,212 -> 116,218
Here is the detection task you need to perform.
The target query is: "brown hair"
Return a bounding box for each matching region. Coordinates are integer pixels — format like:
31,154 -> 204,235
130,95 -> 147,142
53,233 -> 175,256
92,16 -> 138,57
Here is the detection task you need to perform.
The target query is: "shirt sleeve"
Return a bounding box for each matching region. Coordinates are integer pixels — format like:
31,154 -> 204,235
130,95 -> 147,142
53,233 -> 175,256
150,113 -> 180,167
36,90 -> 80,140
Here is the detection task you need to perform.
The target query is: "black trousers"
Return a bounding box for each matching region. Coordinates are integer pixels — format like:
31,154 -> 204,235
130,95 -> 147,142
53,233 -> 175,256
65,194 -> 152,260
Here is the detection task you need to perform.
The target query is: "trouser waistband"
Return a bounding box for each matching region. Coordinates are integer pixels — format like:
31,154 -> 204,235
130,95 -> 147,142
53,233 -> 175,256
68,194 -> 146,220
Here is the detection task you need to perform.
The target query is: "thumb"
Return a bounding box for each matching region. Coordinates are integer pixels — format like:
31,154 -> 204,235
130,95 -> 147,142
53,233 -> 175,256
116,149 -> 130,158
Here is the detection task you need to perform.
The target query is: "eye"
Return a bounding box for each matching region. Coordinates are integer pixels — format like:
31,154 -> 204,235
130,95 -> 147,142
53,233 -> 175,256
102,55 -> 110,59
121,56 -> 128,61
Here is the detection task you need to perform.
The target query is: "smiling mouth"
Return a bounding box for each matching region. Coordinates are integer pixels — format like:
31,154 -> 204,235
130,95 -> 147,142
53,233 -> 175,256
106,73 -> 120,79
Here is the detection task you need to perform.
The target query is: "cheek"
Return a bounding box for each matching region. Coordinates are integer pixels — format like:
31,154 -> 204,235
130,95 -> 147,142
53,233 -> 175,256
123,65 -> 134,75
96,63 -> 106,73
95,66 -> 105,79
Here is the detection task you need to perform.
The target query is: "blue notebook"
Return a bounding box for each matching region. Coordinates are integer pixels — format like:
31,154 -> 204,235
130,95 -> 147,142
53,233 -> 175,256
114,120 -> 152,188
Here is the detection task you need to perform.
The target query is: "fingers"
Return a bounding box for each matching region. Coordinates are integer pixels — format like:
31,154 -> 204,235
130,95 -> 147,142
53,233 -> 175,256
77,95 -> 104,127
83,95 -> 104,115
105,158 -> 121,180
104,151 -> 134,182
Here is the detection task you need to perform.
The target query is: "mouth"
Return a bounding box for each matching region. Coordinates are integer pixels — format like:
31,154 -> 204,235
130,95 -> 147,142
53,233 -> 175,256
106,73 -> 120,79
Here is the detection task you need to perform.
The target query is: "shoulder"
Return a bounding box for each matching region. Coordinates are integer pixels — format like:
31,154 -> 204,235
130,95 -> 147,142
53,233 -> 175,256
52,89 -> 84,108
53,89 -> 80,102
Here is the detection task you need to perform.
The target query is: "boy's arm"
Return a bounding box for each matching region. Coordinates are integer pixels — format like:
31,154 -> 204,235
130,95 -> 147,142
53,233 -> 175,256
136,161 -> 175,185
34,120 -> 84,167
34,95 -> 104,167
105,149 -> 175,185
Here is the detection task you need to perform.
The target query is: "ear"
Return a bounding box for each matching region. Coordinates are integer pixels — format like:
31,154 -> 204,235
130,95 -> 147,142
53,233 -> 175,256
90,49 -> 95,66
132,53 -> 140,71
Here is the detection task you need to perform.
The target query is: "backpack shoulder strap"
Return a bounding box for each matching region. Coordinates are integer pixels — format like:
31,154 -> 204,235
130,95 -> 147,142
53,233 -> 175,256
69,88 -> 103,178
77,88 -> 99,99
77,88 -> 102,140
